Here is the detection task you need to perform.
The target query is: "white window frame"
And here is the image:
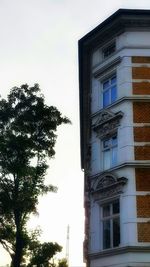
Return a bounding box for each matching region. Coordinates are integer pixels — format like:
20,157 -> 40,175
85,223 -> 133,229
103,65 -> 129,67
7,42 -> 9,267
101,199 -> 120,250
102,134 -> 117,170
102,74 -> 117,108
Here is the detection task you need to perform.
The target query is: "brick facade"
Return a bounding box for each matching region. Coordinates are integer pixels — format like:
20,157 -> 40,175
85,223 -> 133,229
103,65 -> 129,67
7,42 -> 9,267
132,56 -> 150,63
132,67 -> 150,79
137,195 -> 150,217
133,102 -> 150,123
133,82 -> 150,95
132,57 -> 150,244
136,168 -> 150,191
134,127 -> 150,142
138,223 -> 150,242
135,146 -> 150,160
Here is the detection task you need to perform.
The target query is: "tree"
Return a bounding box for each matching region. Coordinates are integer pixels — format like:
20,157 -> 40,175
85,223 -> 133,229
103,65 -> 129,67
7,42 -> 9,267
28,241 -> 62,267
57,258 -> 68,267
0,84 -> 70,267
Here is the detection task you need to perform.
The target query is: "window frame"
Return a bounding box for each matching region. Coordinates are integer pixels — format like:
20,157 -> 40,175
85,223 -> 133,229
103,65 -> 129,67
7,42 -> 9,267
101,199 -> 120,250
102,42 -> 116,59
102,74 -> 117,108
102,134 -> 118,170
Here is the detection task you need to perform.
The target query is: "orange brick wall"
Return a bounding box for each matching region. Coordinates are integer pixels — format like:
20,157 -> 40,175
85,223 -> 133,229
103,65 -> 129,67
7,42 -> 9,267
134,127 -> 150,142
137,195 -> 150,218
135,146 -> 150,160
136,168 -> 150,191
132,56 -> 150,63
138,223 -> 150,242
132,57 -> 150,94
133,102 -> 150,123
132,67 -> 150,79
132,57 -> 150,243
133,82 -> 150,95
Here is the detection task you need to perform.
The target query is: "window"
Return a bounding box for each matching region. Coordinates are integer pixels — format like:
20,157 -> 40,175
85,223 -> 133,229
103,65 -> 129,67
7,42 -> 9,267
101,200 -> 120,249
102,75 -> 117,108
103,42 -> 116,59
102,135 -> 117,170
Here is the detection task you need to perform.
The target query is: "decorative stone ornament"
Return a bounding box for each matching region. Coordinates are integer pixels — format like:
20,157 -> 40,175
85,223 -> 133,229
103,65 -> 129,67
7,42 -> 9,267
91,172 -> 127,200
92,110 -> 123,138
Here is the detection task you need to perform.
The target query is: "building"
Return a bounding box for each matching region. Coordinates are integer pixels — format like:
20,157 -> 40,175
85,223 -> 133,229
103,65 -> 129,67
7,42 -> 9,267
78,9 -> 150,267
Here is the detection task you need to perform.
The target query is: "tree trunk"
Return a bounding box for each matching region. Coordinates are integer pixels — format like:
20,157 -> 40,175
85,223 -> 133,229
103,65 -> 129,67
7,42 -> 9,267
11,229 -> 24,267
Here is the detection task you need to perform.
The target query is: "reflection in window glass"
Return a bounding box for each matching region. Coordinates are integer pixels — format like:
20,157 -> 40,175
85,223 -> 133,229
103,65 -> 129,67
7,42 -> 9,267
102,200 -> 120,250
103,136 -> 117,170
103,220 -> 110,249
102,75 -> 117,108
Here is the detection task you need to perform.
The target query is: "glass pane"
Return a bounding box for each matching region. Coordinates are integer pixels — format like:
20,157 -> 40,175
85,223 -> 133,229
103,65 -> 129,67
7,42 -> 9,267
103,139 -> 109,148
112,135 -> 117,146
103,205 -> 110,217
113,200 -> 120,214
103,90 -> 109,107
112,146 -> 117,166
113,218 -> 120,247
111,76 -> 116,84
103,150 -> 111,170
111,85 -> 117,103
103,80 -> 109,89
103,220 -> 111,249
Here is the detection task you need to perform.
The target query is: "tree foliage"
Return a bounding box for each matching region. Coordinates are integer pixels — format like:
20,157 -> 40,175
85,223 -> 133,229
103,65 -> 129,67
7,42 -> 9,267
0,84 -> 70,267
57,258 -> 68,267
28,241 -> 62,267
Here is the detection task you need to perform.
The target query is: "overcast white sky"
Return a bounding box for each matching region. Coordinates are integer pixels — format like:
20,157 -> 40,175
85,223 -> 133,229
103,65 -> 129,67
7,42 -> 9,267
0,0 -> 150,266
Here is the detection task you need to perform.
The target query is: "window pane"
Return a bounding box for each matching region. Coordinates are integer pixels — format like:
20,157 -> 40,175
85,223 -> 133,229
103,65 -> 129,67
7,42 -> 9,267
112,135 -> 117,146
113,200 -> 120,214
103,150 -> 111,170
103,220 -> 111,249
103,139 -> 110,148
103,81 -> 109,89
111,76 -> 116,84
103,205 -> 110,217
111,85 -> 117,103
103,90 -> 109,107
113,218 -> 120,247
112,146 -> 117,166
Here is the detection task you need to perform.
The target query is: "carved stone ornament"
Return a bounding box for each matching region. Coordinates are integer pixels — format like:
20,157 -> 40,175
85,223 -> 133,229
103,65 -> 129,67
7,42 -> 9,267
92,110 -> 123,138
91,172 -> 127,201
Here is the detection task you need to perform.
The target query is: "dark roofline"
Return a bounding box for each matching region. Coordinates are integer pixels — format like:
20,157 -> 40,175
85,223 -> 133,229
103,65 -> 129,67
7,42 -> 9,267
78,8 -> 150,169
79,8 -> 150,45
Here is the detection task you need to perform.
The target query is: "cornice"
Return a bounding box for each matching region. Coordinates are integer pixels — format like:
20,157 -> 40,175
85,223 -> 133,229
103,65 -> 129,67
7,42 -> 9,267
93,57 -> 122,78
89,245 -> 150,259
91,172 -> 127,201
91,96 -> 150,119
88,161 -> 150,180
92,110 -> 123,139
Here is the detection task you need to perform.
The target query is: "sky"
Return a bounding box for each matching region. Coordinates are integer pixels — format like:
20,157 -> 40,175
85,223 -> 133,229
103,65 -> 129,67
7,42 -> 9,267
0,0 -> 150,266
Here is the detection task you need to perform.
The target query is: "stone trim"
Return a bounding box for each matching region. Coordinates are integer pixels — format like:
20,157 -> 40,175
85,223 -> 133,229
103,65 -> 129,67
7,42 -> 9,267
92,110 -> 123,138
93,57 -> 121,78
91,96 -> 150,119
89,246 -> 150,259
91,172 -> 127,200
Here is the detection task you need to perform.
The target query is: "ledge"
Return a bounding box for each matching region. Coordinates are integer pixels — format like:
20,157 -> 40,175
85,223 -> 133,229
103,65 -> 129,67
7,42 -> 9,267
91,96 -> 150,119
93,56 -> 122,78
89,161 -> 150,180
89,245 -> 150,259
